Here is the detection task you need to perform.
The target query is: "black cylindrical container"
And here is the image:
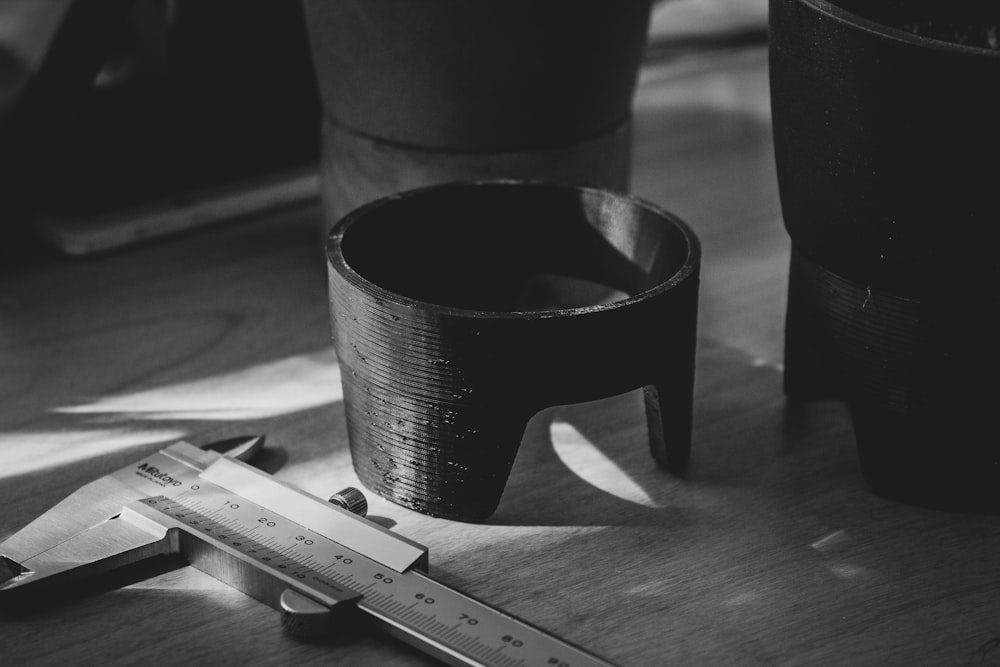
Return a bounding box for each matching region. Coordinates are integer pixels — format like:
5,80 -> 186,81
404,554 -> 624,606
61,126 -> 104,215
770,0 -> 1000,512
326,182 -> 700,522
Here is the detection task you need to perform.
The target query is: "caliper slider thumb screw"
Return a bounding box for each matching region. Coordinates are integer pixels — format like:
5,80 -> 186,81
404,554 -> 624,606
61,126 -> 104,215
329,487 -> 368,517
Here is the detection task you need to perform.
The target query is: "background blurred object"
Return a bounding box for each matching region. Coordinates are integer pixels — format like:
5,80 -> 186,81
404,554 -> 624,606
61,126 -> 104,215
0,0 -> 319,254
649,0 -> 768,57
0,0 -> 129,247
0,0 -> 71,122
304,0 -> 653,235
0,0 -> 766,255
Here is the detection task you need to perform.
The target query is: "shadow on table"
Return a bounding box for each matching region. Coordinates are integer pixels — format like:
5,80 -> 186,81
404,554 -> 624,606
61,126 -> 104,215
489,338 -> 859,528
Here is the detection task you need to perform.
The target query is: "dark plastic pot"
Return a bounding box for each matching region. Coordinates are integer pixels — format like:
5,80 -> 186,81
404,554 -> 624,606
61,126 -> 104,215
771,0 -> 1000,298
302,0 -> 652,234
770,0 -> 1000,512
302,0 -> 652,152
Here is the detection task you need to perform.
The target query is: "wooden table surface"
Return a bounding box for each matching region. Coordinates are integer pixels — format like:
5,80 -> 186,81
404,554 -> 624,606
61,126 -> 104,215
3,41 -> 1000,666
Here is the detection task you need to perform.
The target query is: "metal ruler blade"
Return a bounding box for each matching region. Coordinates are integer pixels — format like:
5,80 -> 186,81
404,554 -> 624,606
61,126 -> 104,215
131,481 -> 613,666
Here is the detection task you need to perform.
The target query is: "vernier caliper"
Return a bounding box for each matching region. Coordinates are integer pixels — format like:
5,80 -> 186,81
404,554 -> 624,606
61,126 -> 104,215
0,436 -> 615,667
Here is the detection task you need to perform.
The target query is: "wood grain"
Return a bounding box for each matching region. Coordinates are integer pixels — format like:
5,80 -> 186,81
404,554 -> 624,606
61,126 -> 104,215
2,44 -> 999,667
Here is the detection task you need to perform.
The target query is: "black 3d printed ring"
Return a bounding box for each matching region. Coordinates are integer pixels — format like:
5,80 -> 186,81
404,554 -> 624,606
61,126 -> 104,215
326,181 -> 701,522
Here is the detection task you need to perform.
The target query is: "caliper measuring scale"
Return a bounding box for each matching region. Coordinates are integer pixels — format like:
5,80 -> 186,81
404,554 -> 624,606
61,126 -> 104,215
0,437 -> 616,667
